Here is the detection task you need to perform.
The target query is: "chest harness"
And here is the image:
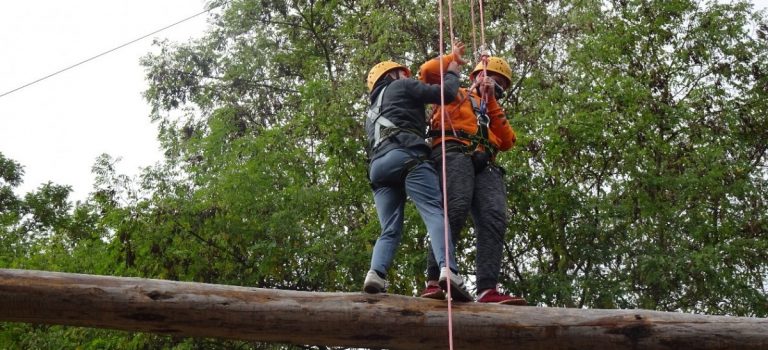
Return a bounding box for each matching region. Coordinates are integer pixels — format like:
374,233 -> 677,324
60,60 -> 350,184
367,85 -> 426,154
367,85 -> 393,152
429,89 -> 499,160
366,85 -> 430,187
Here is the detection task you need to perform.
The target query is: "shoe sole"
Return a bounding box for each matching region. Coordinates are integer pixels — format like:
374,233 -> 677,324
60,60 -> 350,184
438,279 -> 473,302
364,285 -> 384,294
477,296 -> 528,305
421,290 -> 446,300
497,298 -> 527,306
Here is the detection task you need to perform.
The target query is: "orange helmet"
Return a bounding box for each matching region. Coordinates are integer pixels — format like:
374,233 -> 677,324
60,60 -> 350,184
470,57 -> 512,88
366,61 -> 411,92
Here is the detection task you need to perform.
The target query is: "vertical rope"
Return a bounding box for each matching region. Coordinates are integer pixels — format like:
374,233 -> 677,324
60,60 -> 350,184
478,0 -> 489,106
448,0 -> 455,46
478,0 -> 486,50
438,1 -> 454,349
470,0 -> 477,61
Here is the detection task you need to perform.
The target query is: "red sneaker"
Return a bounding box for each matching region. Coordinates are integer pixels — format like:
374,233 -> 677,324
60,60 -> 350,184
420,283 -> 445,300
477,288 -> 527,305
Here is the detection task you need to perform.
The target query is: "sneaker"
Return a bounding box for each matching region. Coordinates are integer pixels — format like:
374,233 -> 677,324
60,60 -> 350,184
477,288 -> 527,305
363,270 -> 386,294
420,282 -> 445,300
438,268 -> 473,302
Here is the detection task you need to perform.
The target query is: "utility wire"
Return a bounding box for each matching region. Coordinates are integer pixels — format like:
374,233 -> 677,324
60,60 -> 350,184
0,4 -> 221,99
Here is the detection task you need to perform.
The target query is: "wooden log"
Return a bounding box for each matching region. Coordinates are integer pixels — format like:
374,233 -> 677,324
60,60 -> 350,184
0,268 -> 766,349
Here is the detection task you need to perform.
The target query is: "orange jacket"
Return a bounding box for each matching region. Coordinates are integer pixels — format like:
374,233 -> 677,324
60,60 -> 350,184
419,54 -> 516,153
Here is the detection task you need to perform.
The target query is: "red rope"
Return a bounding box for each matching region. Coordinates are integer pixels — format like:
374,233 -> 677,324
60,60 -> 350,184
438,1 -> 455,349
438,2 -> 488,347
448,0 -> 455,45
470,0 -> 477,59
479,0 -> 486,50
478,0 -> 489,106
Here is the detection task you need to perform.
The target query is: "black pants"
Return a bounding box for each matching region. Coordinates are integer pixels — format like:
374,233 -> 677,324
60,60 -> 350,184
426,149 -> 508,292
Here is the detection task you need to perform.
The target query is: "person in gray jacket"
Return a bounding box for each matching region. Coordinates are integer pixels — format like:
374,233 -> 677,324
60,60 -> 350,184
363,50 -> 471,301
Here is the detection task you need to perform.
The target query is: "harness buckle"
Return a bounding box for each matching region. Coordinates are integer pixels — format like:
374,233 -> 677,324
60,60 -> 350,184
477,112 -> 490,127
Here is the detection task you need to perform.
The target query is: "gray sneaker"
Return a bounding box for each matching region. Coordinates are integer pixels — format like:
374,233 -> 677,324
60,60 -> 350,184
363,270 -> 386,294
438,267 -> 473,302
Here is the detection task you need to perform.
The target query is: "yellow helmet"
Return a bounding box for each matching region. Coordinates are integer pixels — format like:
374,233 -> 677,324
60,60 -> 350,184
470,57 -> 512,88
366,61 -> 411,92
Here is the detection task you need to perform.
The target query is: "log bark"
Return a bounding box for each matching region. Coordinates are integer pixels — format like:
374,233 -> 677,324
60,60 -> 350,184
0,269 -> 766,349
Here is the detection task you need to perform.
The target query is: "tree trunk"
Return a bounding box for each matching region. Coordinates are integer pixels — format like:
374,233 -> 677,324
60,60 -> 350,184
0,269 -> 766,349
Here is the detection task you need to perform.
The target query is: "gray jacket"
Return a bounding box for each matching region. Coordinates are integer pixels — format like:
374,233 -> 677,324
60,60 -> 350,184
365,71 -> 459,162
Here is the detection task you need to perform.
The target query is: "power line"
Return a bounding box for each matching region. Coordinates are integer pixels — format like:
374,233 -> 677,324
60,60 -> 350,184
0,4 -> 220,99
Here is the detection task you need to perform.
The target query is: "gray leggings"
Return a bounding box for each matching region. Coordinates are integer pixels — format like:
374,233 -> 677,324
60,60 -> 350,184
426,149 -> 508,291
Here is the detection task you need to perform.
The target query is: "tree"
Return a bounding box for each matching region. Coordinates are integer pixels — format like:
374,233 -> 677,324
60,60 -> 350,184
136,0 -> 768,317
504,0 -> 768,315
0,153 -> 24,267
2,0 -> 767,348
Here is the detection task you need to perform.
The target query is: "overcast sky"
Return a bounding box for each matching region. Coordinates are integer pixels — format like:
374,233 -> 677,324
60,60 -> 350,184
0,0 -> 209,202
1,1 -> 767,203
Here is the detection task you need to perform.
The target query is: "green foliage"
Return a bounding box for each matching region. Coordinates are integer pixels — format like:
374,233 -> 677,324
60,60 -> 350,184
504,0 -> 768,314
0,154 -> 24,267
2,0 -> 768,348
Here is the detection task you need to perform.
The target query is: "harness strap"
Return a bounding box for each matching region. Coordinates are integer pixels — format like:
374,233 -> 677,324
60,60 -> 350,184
468,91 -> 491,150
428,108 -> 498,158
428,129 -> 494,151
368,86 -> 425,154
368,86 -> 394,150
402,154 -> 431,179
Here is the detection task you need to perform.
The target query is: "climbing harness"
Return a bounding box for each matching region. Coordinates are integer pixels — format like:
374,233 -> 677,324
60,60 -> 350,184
467,90 -> 498,173
366,83 -> 432,190
428,89 -> 498,173
431,0 -> 501,177
366,85 -> 424,154
366,85 -> 394,152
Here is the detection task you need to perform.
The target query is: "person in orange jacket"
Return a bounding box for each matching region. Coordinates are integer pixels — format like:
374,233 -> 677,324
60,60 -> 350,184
418,47 -> 526,305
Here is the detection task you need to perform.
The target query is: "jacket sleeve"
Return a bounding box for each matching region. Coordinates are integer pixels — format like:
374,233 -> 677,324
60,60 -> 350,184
486,95 -> 516,151
419,54 -> 455,85
405,68 -> 459,105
